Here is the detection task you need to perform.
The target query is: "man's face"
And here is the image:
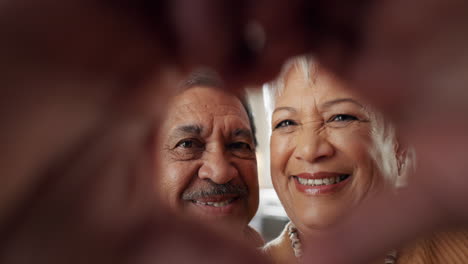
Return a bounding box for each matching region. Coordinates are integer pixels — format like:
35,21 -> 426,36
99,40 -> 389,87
157,86 -> 259,230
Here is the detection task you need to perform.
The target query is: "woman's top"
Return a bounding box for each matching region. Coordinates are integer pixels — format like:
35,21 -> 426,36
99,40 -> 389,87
398,230 -> 468,264
262,222 -> 468,264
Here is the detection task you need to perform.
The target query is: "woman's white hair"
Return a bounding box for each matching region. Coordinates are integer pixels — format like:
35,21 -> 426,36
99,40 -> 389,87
262,55 -> 415,187
262,55 -> 316,129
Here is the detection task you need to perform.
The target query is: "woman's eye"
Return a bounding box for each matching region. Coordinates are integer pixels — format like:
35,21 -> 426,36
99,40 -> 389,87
329,114 -> 358,123
274,120 -> 297,129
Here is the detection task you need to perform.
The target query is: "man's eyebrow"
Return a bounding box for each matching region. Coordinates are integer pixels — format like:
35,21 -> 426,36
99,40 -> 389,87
272,106 -> 297,115
172,124 -> 203,136
232,128 -> 253,139
322,98 -> 364,109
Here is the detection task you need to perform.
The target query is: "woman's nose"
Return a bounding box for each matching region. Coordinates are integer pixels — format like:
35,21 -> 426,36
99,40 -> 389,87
294,127 -> 335,163
198,151 -> 238,184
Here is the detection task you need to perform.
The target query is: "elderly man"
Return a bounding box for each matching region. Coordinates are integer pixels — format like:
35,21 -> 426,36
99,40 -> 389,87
156,71 -> 263,247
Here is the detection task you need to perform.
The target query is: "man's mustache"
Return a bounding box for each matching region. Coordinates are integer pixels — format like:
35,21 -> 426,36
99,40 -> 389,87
182,181 -> 248,200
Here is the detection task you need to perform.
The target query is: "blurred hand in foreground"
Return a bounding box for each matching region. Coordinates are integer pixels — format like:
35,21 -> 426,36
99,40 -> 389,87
1,0 -> 468,263
0,0 -> 268,263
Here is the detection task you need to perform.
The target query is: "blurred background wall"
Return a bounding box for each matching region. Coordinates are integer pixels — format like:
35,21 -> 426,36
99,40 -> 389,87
246,88 -> 289,242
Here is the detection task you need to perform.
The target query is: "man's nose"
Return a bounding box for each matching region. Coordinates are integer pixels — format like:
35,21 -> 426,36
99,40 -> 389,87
294,126 -> 335,163
198,151 -> 238,184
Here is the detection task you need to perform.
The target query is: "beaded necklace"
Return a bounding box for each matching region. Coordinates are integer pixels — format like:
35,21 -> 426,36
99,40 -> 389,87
287,223 -> 398,263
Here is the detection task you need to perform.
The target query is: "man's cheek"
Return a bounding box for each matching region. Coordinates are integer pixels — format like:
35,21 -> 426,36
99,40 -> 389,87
166,165 -> 195,197
240,160 -> 258,184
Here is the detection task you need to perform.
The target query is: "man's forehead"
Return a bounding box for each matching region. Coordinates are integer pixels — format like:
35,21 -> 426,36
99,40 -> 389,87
174,103 -> 244,116
164,86 -> 251,132
172,86 -> 244,114
168,103 -> 250,134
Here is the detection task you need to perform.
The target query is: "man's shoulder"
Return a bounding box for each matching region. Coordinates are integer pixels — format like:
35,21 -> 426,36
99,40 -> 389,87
245,225 -> 265,248
261,223 -> 291,263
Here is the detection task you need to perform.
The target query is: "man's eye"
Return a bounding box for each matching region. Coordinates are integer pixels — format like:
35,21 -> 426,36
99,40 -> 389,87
229,142 -> 252,151
274,119 -> 297,129
177,140 -> 192,148
176,139 -> 201,149
170,139 -> 204,161
328,114 -> 358,122
229,142 -> 255,159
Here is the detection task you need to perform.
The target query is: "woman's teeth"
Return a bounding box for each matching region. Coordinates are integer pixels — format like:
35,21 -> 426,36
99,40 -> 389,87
194,199 -> 233,207
296,175 -> 349,186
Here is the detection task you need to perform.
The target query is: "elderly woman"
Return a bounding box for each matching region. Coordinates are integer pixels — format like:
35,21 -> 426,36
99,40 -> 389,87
262,56 -> 468,263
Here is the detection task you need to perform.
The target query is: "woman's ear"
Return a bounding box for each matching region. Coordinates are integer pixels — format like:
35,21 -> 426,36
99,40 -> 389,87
395,144 -> 405,176
394,140 -> 412,187
394,142 -> 403,185
393,135 -> 409,174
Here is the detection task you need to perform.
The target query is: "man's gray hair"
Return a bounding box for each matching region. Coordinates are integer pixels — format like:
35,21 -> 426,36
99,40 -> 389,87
262,55 -> 415,187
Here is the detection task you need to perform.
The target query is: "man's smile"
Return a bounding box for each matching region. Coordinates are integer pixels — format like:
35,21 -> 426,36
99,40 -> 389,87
192,198 -> 237,207
190,194 -> 240,207
186,195 -> 244,215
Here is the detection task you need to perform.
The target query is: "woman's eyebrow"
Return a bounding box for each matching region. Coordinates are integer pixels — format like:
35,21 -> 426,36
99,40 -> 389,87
272,106 -> 297,115
322,98 -> 364,109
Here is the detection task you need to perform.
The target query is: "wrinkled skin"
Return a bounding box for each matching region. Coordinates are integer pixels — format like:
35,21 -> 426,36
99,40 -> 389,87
1,0 -> 468,263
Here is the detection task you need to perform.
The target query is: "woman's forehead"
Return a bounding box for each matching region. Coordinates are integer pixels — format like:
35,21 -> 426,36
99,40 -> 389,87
279,71 -> 343,100
278,66 -> 369,106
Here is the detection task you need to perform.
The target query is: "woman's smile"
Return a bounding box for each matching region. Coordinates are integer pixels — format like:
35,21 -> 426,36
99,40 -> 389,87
291,172 -> 352,195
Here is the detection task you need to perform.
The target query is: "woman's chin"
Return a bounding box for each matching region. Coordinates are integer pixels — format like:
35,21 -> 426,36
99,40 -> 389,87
295,208 -> 348,232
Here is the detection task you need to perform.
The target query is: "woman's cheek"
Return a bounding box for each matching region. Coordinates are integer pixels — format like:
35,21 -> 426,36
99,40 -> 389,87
334,128 -> 381,197
270,133 -> 294,172
331,126 -> 372,156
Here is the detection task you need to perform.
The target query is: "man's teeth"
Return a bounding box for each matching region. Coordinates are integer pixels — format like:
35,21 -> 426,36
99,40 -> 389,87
296,175 -> 348,186
195,199 -> 233,207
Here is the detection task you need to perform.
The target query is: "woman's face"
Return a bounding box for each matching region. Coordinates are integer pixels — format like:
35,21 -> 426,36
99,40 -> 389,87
270,67 -> 385,234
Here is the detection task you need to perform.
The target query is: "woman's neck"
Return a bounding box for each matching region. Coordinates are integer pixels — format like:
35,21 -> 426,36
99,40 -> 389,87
290,222 -> 392,264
